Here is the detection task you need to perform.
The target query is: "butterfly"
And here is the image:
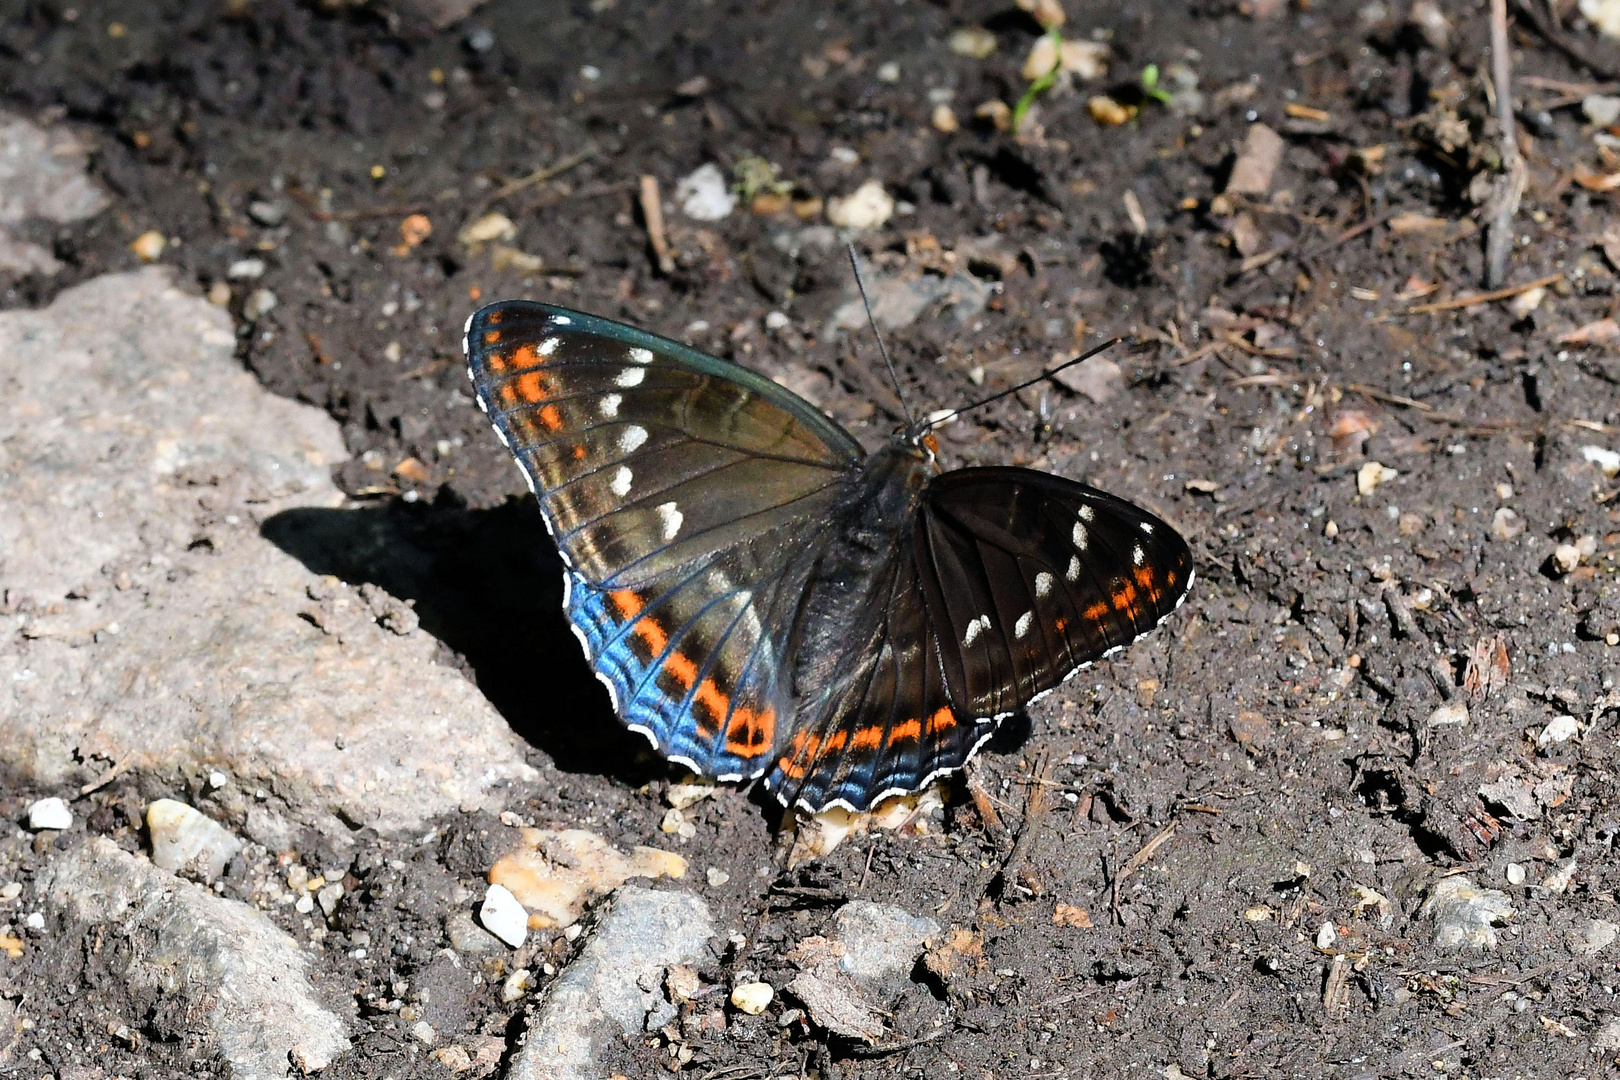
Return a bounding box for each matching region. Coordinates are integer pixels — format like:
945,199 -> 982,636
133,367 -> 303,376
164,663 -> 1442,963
462,300 -> 1193,813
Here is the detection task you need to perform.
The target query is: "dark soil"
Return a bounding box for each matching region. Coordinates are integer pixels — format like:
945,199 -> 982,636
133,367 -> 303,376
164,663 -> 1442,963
5,0 -> 1620,1077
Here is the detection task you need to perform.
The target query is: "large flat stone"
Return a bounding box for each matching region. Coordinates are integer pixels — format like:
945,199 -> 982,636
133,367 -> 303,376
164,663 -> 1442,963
40,838 -> 349,1079
0,269 -> 535,827
509,887 -> 715,1080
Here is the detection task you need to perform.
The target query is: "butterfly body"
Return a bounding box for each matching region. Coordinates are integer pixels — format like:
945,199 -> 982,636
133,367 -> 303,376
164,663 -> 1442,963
464,300 -> 1193,813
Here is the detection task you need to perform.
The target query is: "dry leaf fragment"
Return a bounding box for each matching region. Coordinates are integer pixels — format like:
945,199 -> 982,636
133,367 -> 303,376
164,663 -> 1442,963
785,970 -> 886,1043
1052,904 -> 1093,928
1462,634 -> 1511,701
1559,318 -> 1620,345
1225,123 -> 1284,196
1573,166 -> 1620,192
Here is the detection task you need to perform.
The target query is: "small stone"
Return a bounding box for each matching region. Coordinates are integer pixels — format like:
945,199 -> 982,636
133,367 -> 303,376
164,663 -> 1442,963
1323,520 -> 1339,538
410,1020 -> 437,1046
931,104 -> 960,133
947,27 -> 996,58
1356,461 -> 1397,496
1226,123 -> 1285,196
1050,354 -> 1121,404
208,770 -> 227,789
0,882 -> 20,901
666,775 -> 716,810
458,212 -> 516,247
876,61 -> 900,82
826,180 -> 894,231
501,967 -> 534,1003
1538,714 -> 1579,747
1490,507 -> 1524,541
706,867 -> 730,887
833,902 -> 941,985
1316,922 -> 1337,950
206,280 -> 232,306
674,163 -> 736,222
317,882 -> 344,918
1087,96 -> 1135,126
1582,444 -> 1620,476
1582,0 -> 1620,40
429,1045 -> 472,1073
227,257 -> 265,280
1574,919 -> 1619,956
1420,875 -> 1514,950
478,883 -> 528,948
130,230 -> 166,262
243,288 -> 277,321
1507,286 -> 1545,319
1553,543 -> 1581,575
763,311 -> 790,331
730,981 -> 774,1015
146,798 -> 244,883
1506,863 -> 1526,886
247,200 -> 286,227
294,893 -> 314,914
1426,700 -> 1468,728
24,911 -> 44,931
26,797 -> 72,832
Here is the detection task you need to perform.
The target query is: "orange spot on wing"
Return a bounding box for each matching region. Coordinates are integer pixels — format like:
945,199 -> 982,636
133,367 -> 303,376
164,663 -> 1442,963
926,706 -> 954,735
1133,564 -> 1161,600
572,444 -> 587,460
820,729 -> 848,755
1054,617 -> 1068,633
724,704 -> 775,756
778,730 -> 818,779
508,342 -> 542,371
1110,581 -> 1138,616
610,590 -> 643,618
538,403 -> 563,430
663,650 -> 697,689
694,678 -> 730,728
849,726 -> 884,752
1083,600 -> 1110,622
891,718 -> 922,742
632,615 -> 669,657
486,310 -> 504,324
514,371 -> 546,402
483,329 -> 502,345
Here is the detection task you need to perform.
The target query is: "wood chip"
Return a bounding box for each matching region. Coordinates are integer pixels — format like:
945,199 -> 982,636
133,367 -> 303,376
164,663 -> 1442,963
1225,123 -> 1284,196
1560,317 -> 1620,344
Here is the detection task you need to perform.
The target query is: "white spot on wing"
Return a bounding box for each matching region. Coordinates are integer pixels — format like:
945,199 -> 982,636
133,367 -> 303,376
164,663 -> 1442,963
656,501 -> 683,540
1140,521 -> 1154,534
600,393 -> 621,417
1066,555 -> 1081,582
539,336 -> 560,355
627,346 -> 654,364
611,465 -> 632,497
1072,522 -> 1089,551
619,425 -> 648,453
963,614 -> 991,648
1079,504 -> 1095,522
1015,610 -> 1033,639
1132,544 -> 1145,566
1035,571 -> 1053,598
616,366 -> 646,388
553,315 -> 573,326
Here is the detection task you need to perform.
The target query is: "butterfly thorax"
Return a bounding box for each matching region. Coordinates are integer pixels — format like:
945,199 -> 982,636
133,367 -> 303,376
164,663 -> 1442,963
788,442 -> 934,704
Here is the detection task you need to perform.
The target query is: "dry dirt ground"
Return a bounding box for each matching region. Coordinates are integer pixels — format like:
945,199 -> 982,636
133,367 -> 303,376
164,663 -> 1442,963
5,0 -> 1620,1077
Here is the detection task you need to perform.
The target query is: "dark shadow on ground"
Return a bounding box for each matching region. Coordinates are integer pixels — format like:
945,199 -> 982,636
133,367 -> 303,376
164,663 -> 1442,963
261,491 -> 662,790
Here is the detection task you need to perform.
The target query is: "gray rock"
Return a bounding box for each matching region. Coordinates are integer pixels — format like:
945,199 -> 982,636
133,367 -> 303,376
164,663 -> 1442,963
1419,875 -> 1514,950
832,901 -> 940,985
41,837 -> 349,1078
508,887 -> 714,1080
0,269 -> 535,830
0,112 -> 110,275
826,268 -> 993,336
247,200 -> 287,228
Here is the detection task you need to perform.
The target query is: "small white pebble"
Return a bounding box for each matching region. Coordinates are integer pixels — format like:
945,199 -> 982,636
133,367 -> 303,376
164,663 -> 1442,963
1553,543 -> 1581,575
227,257 -> 266,280
26,798 -> 72,832
763,311 -> 790,331
294,894 -> 315,915
24,912 -> 44,931
730,981 -> 774,1015
1316,922 -> 1337,950
1538,714 -> 1579,747
502,968 -> 534,1004
208,771 -> 227,789
410,1020 -> 436,1046
478,884 -> 528,948
706,867 -> 730,887
0,883 -> 20,901
1506,863 -> 1526,886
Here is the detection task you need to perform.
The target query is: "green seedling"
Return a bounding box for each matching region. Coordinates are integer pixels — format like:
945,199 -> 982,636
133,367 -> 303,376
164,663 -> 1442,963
1011,26 -> 1064,134
1141,64 -> 1172,106
732,156 -> 792,204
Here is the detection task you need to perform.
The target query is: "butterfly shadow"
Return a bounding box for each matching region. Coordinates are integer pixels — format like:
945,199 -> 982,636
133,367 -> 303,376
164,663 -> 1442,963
260,492 -> 663,790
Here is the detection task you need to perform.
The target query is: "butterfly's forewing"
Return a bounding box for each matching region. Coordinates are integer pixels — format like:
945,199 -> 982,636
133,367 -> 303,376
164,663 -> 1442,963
464,301 -> 863,780
917,467 -> 1193,717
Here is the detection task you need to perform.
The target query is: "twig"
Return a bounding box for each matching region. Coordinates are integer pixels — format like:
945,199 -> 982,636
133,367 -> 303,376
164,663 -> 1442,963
995,753 -> 1055,900
963,762 -> 1007,839
843,1027 -> 950,1058
1485,0 -> 1528,288
1389,272 -> 1562,315
639,175 -> 676,276
77,758 -> 133,798
478,146 -> 596,211
1110,820 -> 1178,920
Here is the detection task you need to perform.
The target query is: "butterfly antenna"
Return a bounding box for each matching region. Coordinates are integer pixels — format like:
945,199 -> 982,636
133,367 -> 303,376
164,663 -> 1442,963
910,337 -> 1124,438
846,244 -> 916,429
